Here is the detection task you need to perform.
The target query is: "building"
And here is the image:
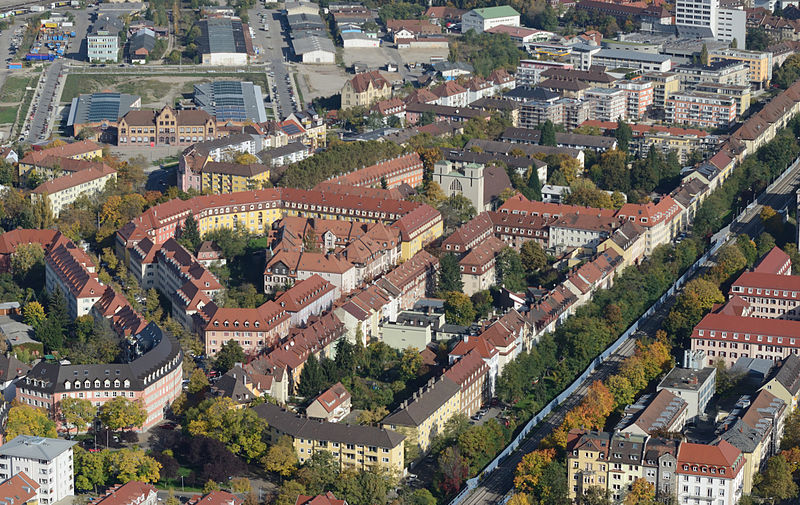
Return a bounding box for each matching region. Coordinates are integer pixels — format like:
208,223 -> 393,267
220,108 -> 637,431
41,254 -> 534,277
18,140 -> 104,177
675,441 -> 744,505
45,237 -> 104,319
432,160 -> 513,213
306,382 -> 351,422
641,71 -> 681,114
0,473 -> 38,505
324,153 -> 424,190
459,236 -> 506,296
17,323 -> 183,431
292,35 -> 336,64
253,402 -> 405,472
0,436 -> 77,505
584,87 -> 627,122
31,165 -> 117,218
616,80 -> 654,119
381,376 -> 461,454
760,354 -> 800,411
198,161 -> 271,194
729,269 -> 800,319
673,61 -> 750,89
129,28 -> 156,64
516,60 -> 573,87
341,71 -> 392,110
276,274 -> 338,327
694,83 -> 751,116
380,311 -> 441,351
296,492 -> 347,505
87,22 -> 119,62
618,389 -> 688,436
675,0 -> 746,45
548,213 -> 619,253
566,430 -> 611,500
461,6 -> 520,33
709,48 -> 773,89
93,482 -> 158,505
591,49 -> 672,72
656,360 -> 717,419
485,25 -> 552,44
197,17 -> 252,66
258,142 -> 310,168
666,91 -> 738,129
186,491 -> 243,505
443,349 -> 489,417
117,106 -> 217,147
193,81 -> 268,123
67,92 -> 141,137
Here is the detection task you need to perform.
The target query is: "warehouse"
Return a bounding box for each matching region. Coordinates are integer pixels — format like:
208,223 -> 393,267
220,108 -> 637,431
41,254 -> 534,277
193,80 -> 268,123
197,17 -> 253,66
67,92 -> 141,136
292,35 -> 335,64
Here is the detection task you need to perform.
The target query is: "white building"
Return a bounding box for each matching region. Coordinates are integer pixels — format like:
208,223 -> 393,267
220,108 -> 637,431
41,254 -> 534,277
584,87 -> 627,122
675,0 -> 746,45
31,166 -> 117,218
87,25 -> 119,62
676,441 -> 745,505
591,49 -> 673,72
292,35 -> 336,64
0,436 -> 77,505
461,6 -> 520,34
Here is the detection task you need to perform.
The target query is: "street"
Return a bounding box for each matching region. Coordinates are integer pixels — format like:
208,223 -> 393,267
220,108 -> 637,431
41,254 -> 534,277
248,4 -> 299,118
25,59 -> 63,143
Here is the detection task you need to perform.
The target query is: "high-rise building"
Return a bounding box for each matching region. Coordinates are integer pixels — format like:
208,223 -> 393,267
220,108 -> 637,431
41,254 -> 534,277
675,0 -> 746,45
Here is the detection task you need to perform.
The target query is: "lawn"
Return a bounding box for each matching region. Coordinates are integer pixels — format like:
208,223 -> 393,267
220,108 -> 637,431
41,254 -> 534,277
0,75 -> 34,103
0,106 -> 18,124
155,466 -> 204,493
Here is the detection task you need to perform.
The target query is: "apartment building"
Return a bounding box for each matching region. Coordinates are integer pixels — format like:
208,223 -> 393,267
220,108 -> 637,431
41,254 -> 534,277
760,354 -> 800,411
17,323 -> 184,430
93,482 -> 158,505
675,441 -> 744,505
264,250 -> 356,294
666,91 -> 738,129
276,274 -> 338,327
567,430 -> 611,500
442,212 -> 494,254
203,301 -> 290,356
729,270 -> 800,319
45,236 -> 104,319
591,49 -> 672,72
459,236 -> 505,296
432,81 -> 469,108
657,362 -> 716,419
199,162 -> 271,194
694,83 -> 751,116
323,153 -> 424,190
709,48 -> 773,89
117,106 -> 217,147
607,432 -> 648,502
549,213 -> 619,253
0,436 -> 76,505
18,140 -> 104,177
31,165 -> 117,218
673,61 -> 749,89
615,80 -> 654,120
442,349 -> 489,418
340,71 -> 391,110
382,376 -> 461,454
584,88 -> 627,122
253,402 -> 405,473
641,71 -> 680,115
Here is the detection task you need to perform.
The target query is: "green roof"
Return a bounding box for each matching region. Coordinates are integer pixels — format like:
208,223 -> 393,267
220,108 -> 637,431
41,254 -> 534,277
471,6 -> 520,19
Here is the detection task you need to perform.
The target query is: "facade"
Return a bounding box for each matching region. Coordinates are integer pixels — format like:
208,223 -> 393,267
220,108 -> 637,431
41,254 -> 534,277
87,26 -> 119,62
709,48 -> 773,89
461,6 -> 520,33
199,162 -> 271,194
117,107 -> 217,147
675,0 -> 746,45
641,71 -> 681,114
203,301 -> 290,356
254,402 -> 405,473
340,71 -> 391,110
306,382 -> 351,422
690,314 -> 800,367
675,441 -> 744,505
324,153 -> 424,190
45,237 -> 104,319
18,140 -> 104,177
616,80 -> 654,120
667,91 -> 738,129
459,236 -> 506,296
276,274 -> 338,327
443,350 -> 489,418
760,354 -> 800,411
31,166 -> 117,218
729,270 -> 800,319
584,88 -> 627,122
67,92 -> 141,136
0,436 -> 76,505
591,49 -> 672,72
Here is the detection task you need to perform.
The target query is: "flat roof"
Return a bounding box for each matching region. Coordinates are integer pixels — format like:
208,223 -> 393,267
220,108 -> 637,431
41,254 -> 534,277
193,81 -> 267,123
657,366 -> 715,392
595,48 -> 671,63
198,18 -> 248,55
67,92 -> 140,127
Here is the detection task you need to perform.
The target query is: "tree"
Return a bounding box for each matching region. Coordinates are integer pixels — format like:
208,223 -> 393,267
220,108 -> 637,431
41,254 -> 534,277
757,231 -> 777,258
754,454 -> 798,501
520,241 -> 547,272
496,247 -> 527,292
514,448 -> 555,494
298,353 -> 325,397
443,291 -> 476,326
405,489 -> 437,505
296,451 -> 340,495
438,194 -> 477,230
624,478 -> 655,505
577,486 -> 613,505
179,212 -> 201,253
74,447 -> 108,492
98,397 -> 147,432
187,368 -> 210,395
699,43 -> 709,66
76,127 -> 96,140
303,228 -> 321,253
401,347 -> 423,380
263,435 -> 299,480
540,120 -> 557,146
615,120 -> 632,153
214,340 -> 245,373
606,374 -> 635,409
783,409 -> 800,450
438,253 -> 463,294
436,446 -> 470,496
276,480 -> 307,505
234,152 -> 259,164
185,398 -> 268,462
5,403 -> 57,440
60,397 -> 95,436
747,27 -> 770,51
106,448 -> 161,484
23,301 -> 46,328
11,242 -> 44,283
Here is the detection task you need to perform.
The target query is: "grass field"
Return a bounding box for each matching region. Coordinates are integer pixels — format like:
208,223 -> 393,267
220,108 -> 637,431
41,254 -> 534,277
0,75 -> 34,103
0,107 -> 18,124
62,72 -> 270,104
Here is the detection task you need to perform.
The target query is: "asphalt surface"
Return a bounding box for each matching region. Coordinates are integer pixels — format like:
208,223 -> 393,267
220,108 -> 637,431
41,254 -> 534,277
458,156 -> 800,505
249,6 -> 298,118
25,59 -> 62,143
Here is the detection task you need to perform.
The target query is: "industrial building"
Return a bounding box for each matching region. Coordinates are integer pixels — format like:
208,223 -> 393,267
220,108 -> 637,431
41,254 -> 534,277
197,17 -> 253,66
193,80 -> 268,123
67,92 -> 141,137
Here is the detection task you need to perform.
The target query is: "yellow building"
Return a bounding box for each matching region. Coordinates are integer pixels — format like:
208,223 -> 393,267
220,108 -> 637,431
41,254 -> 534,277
759,353 -> 800,412
382,376 -> 461,457
709,48 -> 774,90
596,221 -> 646,270
199,161 -> 271,194
567,430 -> 611,500
641,71 -> 680,113
253,402 -> 406,475
395,205 -> 444,261
18,140 -> 105,177
341,71 -> 392,110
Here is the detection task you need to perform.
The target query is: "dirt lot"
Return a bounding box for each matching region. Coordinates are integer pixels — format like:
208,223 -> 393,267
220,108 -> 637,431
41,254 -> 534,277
396,47 -> 449,65
295,63 -> 348,102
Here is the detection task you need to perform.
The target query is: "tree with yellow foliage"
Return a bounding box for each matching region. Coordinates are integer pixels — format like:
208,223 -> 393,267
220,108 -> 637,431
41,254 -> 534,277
623,478 -> 655,505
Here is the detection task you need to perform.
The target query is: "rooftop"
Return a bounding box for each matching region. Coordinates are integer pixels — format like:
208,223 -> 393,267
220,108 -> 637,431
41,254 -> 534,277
0,436 -> 77,460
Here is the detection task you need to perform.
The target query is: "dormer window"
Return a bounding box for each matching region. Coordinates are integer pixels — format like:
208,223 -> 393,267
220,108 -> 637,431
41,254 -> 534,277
124,379 -> 130,388
114,379 -> 120,388
64,381 -> 71,390
94,380 -> 101,388
104,379 -> 110,388
75,381 -> 81,389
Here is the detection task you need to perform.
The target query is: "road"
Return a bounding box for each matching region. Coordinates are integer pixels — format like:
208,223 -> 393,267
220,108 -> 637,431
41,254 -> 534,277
459,156 -> 800,505
25,59 -> 62,143
248,5 -> 298,118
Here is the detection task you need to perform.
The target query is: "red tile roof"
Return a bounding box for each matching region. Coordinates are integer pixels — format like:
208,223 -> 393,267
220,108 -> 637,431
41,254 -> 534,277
459,235 -> 505,273
276,274 -> 336,312
444,349 -> 488,387
311,382 -> 351,413
186,491 -> 243,505
677,440 -> 743,477
0,229 -> 59,255
32,165 -> 116,195
386,19 -> 441,34
347,70 -> 390,94
693,312 -> 800,342
450,334 -> 497,359
295,492 -> 347,505
753,246 -> 791,275
392,204 -> 441,241
21,140 -> 101,165
94,481 -> 158,505
0,472 -> 38,505
324,153 -> 422,189
45,236 -> 104,299
433,81 -> 467,98
381,250 -> 438,291
731,271 -> 800,293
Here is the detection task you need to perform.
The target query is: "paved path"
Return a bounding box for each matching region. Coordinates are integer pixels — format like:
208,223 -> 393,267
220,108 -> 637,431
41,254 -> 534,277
25,59 -> 62,143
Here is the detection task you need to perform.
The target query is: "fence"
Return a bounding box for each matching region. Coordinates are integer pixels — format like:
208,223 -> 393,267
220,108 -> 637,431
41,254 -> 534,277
449,153 -> 800,505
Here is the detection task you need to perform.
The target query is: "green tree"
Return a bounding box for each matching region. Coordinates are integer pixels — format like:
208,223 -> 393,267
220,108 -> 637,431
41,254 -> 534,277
98,397 -> 147,432
74,447 -> 108,492
276,480 -> 307,505
298,353 -> 326,397
185,397 -> 268,462
438,252 -> 463,294
444,291 -> 476,326
539,120 -> 557,146
214,340 -> 245,373
23,301 -> 46,328
699,43 -> 709,66
107,448 -> 161,484
496,247 -> 527,292
757,231 -> 777,258
263,435 -> 298,481
11,242 -> 44,283
615,120 -> 633,153
438,194 -> 477,230
520,241 -> 547,272
5,403 -> 57,440
754,454 -> 798,501
179,212 -> 201,253
59,397 -> 95,436
187,368 -> 210,395
400,347 -> 423,380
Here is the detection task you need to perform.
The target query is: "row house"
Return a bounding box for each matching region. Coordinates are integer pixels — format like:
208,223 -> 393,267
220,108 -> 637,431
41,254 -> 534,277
760,353 -> 800,412
459,236 -> 506,296
276,274 -> 338,327
728,79 -> 800,154
563,251 -> 623,307
549,213 -> 619,254
527,284 -> 578,338
432,81 -> 468,108
443,349 -> 489,418
442,212 -> 494,255
264,250 -> 357,294
370,98 -> 406,123
490,211 -> 552,250
322,153 -> 424,190
92,285 -> 148,339
596,221 -> 647,270
392,204 -> 443,261
449,334 -> 500,397
377,250 -> 438,311
0,229 -> 59,273
202,300 -> 290,356
45,235 -> 104,319
676,441 -> 744,505
335,283 -> 399,346
18,140 -> 104,178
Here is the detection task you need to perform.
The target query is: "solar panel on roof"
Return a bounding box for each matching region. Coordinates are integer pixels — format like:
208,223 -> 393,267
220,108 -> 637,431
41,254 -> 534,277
282,124 -> 302,135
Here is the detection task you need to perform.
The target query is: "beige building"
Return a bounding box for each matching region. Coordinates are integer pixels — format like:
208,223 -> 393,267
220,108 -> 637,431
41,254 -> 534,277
306,382 -> 351,423
340,71 -> 392,110
459,236 -> 505,296
567,430 -> 611,500
382,376 -> 461,456
31,166 -> 117,218
254,402 -> 405,474
641,71 -> 680,114
760,354 -> 800,412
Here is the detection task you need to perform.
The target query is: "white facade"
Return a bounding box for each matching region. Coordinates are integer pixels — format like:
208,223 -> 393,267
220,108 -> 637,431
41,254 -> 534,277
45,261 -> 102,318
297,265 -> 357,295
676,467 -> 743,505
675,0 -> 746,45
300,49 -> 335,64
585,88 -> 627,122
461,8 -> 520,34
87,32 -> 118,62
717,8 -> 746,46
0,436 -> 76,505
201,52 -> 248,66
33,170 -> 117,218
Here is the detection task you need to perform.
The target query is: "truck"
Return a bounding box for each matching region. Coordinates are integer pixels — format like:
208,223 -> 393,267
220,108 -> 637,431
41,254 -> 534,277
26,53 -> 55,61
69,31 -> 76,37
29,5 -> 45,12
7,63 -> 21,69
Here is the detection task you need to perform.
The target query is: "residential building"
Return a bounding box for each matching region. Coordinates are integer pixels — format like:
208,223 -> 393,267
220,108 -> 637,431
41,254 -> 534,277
641,71 -> 680,114
584,87 -> 627,122
45,236 -> 104,319
0,436 -> 76,505
93,482 -> 158,505
760,354 -> 800,411
117,106 -> 217,147
0,473 -> 38,505
295,492 -> 347,505
729,269 -> 800,319
17,323 -> 184,430
607,432 -> 648,501
675,441 -> 744,505
442,212 -> 494,255
549,213 -> 619,253
566,430 -> 611,500
253,402 -> 405,472
197,18 -> 252,66
443,349 -> 489,417
673,61 -> 749,89
616,80 -> 654,120
657,359 -> 716,419
264,250 -> 356,294
31,165 -> 117,218
642,438 -> 680,500
306,382 -> 351,422
618,389 -> 688,436
461,6 -> 520,33
381,312 -> 436,351
382,376 -> 461,454
458,236 -> 506,296
709,48 -> 773,89
591,49 -> 672,72
752,246 -> 792,275
88,23 -> 119,62
185,491 -> 242,505
694,83 -> 751,116
516,60 -> 573,87
324,153 -> 424,190
340,71 -> 391,110
198,161 -> 271,194
667,90 -> 738,129
203,301 -> 290,356
18,140 -> 104,177
432,81 -> 469,108
258,142 -> 311,168
275,274 -> 338,327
